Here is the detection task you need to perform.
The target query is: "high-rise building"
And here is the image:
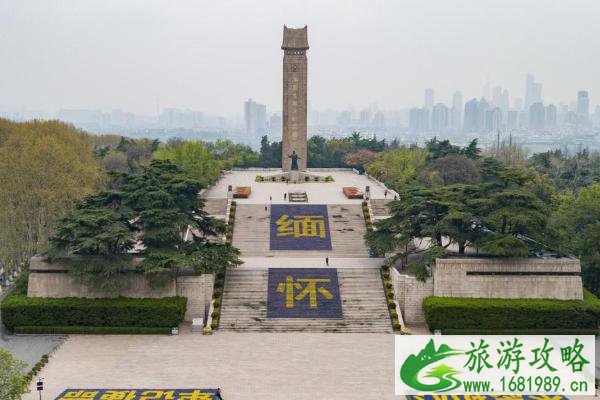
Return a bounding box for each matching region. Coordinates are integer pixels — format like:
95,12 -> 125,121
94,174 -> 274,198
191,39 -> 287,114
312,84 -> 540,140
424,88 -> 434,109
545,104 -> 557,128
514,98 -> 523,112
431,103 -> 449,133
577,91 -> 589,117
483,80 -> 491,101
359,109 -> 372,126
463,98 -> 482,133
529,102 -> 546,131
492,86 -> 510,116
525,73 -> 543,109
244,98 -> 267,137
451,91 -> 463,131
409,107 -> 430,133
507,110 -> 518,130
269,113 -> 282,136
485,107 -> 502,133
337,111 -> 352,125
492,86 -> 502,106
373,112 -> 385,129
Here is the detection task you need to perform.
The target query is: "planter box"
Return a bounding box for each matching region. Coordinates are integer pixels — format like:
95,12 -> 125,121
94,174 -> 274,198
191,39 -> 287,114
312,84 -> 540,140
343,186 -> 363,199
233,186 -> 251,198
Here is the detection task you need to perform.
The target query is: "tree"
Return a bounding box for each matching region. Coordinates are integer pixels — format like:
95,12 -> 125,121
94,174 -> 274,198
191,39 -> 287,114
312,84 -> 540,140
259,136 -> 282,167
549,183 -> 600,294
528,149 -> 600,193
367,185 -> 481,258
153,140 -> 221,186
50,160 -> 242,288
420,155 -> 481,185
425,137 -> 461,160
0,119 -> 103,277
206,140 -> 259,168
344,149 -> 378,173
367,166 -> 553,261
364,147 -> 428,191
101,151 -> 129,173
473,167 -> 551,257
0,348 -> 28,400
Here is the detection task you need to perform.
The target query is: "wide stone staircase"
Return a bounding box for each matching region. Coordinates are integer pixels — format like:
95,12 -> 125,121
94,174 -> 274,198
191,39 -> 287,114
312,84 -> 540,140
203,198 -> 228,219
232,204 -> 370,257
219,267 -> 392,333
369,199 -> 392,217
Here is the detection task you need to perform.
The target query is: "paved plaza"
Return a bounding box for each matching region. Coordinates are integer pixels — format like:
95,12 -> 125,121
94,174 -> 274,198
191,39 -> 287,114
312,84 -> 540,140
203,169 -> 397,205
23,331 -> 395,400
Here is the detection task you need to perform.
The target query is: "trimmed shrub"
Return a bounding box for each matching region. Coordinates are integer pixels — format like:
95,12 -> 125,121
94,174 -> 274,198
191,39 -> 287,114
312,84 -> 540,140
211,311 -> 220,319
423,291 -> 600,333
25,354 -> 49,383
14,271 -> 30,295
1,295 -> 187,331
388,301 -> 396,310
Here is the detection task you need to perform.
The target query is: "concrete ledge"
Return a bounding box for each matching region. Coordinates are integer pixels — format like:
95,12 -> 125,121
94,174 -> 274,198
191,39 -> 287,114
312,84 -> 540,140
433,257 -> 583,300
29,255 -> 143,272
26,256 -> 214,322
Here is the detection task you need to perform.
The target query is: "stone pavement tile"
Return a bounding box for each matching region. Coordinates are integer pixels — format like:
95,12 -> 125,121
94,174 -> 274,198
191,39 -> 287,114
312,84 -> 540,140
24,332 -> 398,400
203,170 -> 397,205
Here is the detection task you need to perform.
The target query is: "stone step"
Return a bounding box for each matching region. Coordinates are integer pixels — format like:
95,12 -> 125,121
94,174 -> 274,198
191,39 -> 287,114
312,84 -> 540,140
231,204 -> 371,258
203,198 -> 228,217
219,267 -> 392,333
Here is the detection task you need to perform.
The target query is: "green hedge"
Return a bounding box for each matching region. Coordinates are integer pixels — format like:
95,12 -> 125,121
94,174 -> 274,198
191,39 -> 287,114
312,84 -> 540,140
1,295 -> 186,331
423,291 -> 600,334
14,326 -> 171,335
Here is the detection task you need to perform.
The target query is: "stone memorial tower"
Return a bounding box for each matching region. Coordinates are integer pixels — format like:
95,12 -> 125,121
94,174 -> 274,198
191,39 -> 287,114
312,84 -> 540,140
281,25 -> 308,172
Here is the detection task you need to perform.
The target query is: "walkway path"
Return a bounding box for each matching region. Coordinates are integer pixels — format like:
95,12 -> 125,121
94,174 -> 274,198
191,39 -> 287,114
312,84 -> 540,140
24,331 -> 396,400
239,256 -> 385,269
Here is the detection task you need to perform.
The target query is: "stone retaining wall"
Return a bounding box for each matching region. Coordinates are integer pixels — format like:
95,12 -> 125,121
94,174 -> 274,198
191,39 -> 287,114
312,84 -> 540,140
391,256 -> 583,325
27,256 -> 214,322
390,269 -> 433,324
433,257 -> 582,300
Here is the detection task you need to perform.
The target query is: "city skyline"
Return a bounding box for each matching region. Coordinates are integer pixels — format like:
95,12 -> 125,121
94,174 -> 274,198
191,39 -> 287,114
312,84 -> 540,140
1,0 -> 600,115
9,74 -> 597,133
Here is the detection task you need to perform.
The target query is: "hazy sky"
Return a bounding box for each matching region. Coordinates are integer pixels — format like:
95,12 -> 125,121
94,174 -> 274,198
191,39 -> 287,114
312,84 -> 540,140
1,0 -> 599,115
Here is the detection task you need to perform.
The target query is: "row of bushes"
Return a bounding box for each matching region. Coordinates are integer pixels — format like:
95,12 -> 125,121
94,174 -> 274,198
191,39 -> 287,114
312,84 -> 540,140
210,270 -> 226,330
362,201 -> 373,232
225,201 -> 236,244
423,291 -> 600,333
1,295 -> 187,331
381,266 -> 402,332
255,175 -> 334,183
25,354 -> 49,384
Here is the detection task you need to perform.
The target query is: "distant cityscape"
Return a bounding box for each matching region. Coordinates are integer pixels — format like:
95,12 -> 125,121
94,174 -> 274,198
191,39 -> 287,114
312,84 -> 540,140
2,73 -> 599,153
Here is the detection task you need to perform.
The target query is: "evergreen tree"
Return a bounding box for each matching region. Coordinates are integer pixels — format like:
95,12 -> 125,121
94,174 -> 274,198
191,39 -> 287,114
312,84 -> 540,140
50,160 -> 241,286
